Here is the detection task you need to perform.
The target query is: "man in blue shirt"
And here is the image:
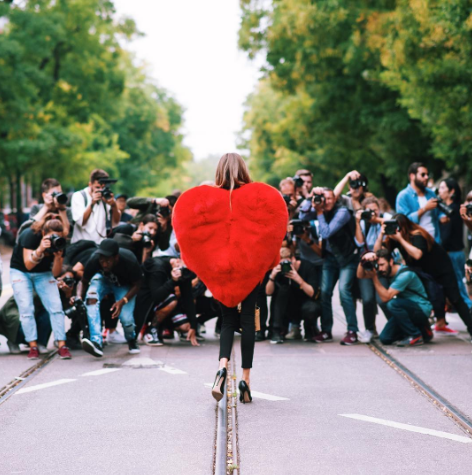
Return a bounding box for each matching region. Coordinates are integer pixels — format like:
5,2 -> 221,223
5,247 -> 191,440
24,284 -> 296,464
300,187 -> 360,345
358,249 -> 433,347
396,162 -> 441,242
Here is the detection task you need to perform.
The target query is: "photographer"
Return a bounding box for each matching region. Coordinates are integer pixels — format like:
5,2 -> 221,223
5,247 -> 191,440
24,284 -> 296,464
295,169 -> 313,198
134,256 -> 199,347
334,170 -> 370,212
280,177 -> 303,219
354,196 -> 391,340
437,179 -> 472,309
9,213 -> 71,360
301,187 -> 361,345
266,247 -> 320,344
460,191 -> 472,233
76,239 -> 143,357
358,249 -> 433,347
115,194 -> 133,223
28,178 -> 72,238
71,169 -> 121,244
378,214 -> 472,339
110,214 -> 159,263
396,162 -> 441,242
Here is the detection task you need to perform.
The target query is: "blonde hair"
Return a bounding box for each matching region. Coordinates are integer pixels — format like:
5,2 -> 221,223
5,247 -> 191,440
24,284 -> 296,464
215,153 -> 252,191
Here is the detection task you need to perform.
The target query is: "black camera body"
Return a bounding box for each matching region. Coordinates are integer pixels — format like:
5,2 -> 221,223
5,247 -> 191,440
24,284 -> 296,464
465,204 -> 472,217
51,191 -> 68,206
290,219 -> 309,236
312,194 -> 325,205
293,175 -> 305,189
280,260 -> 292,274
437,198 -> 453,217
361,209 -> 374,221
384,220 -> 400,235
178,267 -> 196,282
350,178 -> 367,189
64,298 -> 87,321
156,204 -> 170,218
62,277 -> 76,287
141,231 -> 153,248
361,259 -> 379,271
45,233 -> 66,254
282,194 -> 292,207
98,178 -> 118,200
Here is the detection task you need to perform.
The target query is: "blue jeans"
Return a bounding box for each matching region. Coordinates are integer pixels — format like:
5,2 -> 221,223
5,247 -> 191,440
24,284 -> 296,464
380,298 -> 428,344
85,274 -> 136,345
358,278 -> 377,332
321,253 -> 359,333
16,309 -> 52,347
448,251 -> 472,308
10,268 -> 66,342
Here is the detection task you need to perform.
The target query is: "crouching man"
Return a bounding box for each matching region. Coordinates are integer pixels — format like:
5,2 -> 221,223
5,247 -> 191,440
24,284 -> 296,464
358,249 -> 433,347
75,239 -> 143,357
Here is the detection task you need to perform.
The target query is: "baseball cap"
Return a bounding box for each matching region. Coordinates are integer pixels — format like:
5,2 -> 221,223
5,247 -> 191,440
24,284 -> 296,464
96,239 -> 119,257
115,193 -> 128,200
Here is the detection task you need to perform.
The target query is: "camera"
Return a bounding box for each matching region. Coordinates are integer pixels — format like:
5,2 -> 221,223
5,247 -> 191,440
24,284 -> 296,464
361,209 -> 374,221
64,298 -> 87,321
51,191 -> 68,206
178,267 -> 196,282
384,220 -> 400,235
141,231 -> 153,248
45,233 -> 66,254
350,178 -> 367,189
465,204 -> 472,217
312,194 -> 325,205
156,204 -> 170,218
282,194 -> 292,206
361,259 -> 379,271
290,219 -> 309,236
98,178 -> 118,200
436,198 -> 453,217
62,277 -> 76,287
292,175 -> 305,189
280,260 -> 292,274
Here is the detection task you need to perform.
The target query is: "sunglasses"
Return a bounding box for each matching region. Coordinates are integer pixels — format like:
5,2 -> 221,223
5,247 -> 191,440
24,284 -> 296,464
419,173 -> 429,178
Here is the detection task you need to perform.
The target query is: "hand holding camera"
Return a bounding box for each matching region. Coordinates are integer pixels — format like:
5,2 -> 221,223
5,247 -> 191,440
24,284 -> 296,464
270,264 -> 282,280
460,203 -> 472,221
360,252 -> 379,277
381,220 -> 401,239
311,187 -> 325,212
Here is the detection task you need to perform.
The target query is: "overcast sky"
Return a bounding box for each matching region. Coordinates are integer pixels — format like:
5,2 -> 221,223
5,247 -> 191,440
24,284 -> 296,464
113,0 -> 262,161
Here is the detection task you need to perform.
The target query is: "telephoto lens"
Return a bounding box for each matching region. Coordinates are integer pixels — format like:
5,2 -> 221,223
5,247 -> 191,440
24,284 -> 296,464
47,234 -> 67,254
437,198 -> 453,217
280,260 -> 292,274
141,231 -> 153,248
361,210 -> 374,221
51,191 -> 68,205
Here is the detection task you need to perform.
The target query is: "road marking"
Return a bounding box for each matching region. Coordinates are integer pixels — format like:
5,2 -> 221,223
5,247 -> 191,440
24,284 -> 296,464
159,365 -> 187,375
339,414 -> 472,444
16,379 -> 76,395
122,357 -> 162,368
81,368 -> 121,377
204,383 -> 289,401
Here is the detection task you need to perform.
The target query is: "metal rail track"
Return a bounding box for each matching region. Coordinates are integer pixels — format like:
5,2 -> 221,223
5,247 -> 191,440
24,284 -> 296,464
0,350 -> 58,405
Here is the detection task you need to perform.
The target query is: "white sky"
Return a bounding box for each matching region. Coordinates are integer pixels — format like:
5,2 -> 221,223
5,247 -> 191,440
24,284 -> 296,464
113,0 -> 263,161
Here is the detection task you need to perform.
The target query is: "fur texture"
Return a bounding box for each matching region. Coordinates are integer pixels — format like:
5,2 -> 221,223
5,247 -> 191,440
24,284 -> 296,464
172,182 -> 288,307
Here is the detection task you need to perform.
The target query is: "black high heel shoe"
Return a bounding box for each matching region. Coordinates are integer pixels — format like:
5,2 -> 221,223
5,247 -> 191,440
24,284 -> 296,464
211,368 -> 227,402
239,380 -> 252,404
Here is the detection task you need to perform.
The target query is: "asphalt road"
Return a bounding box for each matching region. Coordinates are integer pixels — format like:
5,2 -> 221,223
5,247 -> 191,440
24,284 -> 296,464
1,246 -> 472,474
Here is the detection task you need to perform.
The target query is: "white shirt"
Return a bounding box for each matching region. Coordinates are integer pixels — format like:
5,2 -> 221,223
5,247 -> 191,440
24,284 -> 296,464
417,195 -> 435,238
71,187 -> 110,244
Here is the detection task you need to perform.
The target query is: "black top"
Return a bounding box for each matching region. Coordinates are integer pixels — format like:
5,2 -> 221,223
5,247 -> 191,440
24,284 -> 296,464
83,248 -> 143,287
10,228 -> 54,273
439,202 -> 465,252
139,257 -> 175,306
392,234 -> 453,279
120,212 -> 133,223
274,259 -> 320,299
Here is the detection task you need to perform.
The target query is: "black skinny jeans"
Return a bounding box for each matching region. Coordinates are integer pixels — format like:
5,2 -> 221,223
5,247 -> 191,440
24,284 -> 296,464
218,284 -> 260,369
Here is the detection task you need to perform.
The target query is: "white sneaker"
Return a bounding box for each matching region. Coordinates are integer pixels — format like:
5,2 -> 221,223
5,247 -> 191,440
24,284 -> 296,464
38,344 -> 49,354
285,327 -> 302,340
358,330 -> 373,344
7,341 -> 21,354
19,343 -> 30,353
107,330 -> 127,344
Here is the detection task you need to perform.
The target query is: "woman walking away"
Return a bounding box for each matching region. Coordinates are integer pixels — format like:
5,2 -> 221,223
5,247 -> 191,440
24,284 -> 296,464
10,214 -> 71,360
173,153 -> 288,403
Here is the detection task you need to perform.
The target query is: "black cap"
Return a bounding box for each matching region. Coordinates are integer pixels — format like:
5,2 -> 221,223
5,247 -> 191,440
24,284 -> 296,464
115,193 -> 128,200
96,239 -> 119,257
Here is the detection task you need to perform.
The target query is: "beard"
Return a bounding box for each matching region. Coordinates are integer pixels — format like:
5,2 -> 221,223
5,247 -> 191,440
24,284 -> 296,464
378,264 -> 391,278
414,177 -> 426,191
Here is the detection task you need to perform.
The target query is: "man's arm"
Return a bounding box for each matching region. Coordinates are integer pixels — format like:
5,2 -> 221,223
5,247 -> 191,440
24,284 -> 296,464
317,208 -> 351,240
371,274 -> 399,303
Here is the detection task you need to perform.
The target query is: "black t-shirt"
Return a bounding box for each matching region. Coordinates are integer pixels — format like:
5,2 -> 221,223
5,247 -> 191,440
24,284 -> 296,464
439,202 -> 464,252
83,248 -> 143,287
274,259 -> 320,300
10,228 -> 55,273
392,234 -> 453,278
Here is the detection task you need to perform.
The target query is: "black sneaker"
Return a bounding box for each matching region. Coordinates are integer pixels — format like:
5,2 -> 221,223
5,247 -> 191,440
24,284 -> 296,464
270,333 -> 283,344
128,339 -> 141,354
82,338 -> 103,357
255,331 -> 266,342
144,328 -> 164,347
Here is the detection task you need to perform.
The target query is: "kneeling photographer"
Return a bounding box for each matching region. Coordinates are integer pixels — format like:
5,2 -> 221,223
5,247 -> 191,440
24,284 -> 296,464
266,247 -> 321,344
358,249 -> 433,347
134,256 -> 200,347
110,214 -> 159,263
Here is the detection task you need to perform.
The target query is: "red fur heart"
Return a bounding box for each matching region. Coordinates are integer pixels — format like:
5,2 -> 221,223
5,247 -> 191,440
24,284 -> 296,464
172,183 -> 288,307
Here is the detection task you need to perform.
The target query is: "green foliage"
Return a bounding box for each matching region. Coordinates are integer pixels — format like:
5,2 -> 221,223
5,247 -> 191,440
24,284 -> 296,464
0,0 -> 190,206
239,0 -> 470,200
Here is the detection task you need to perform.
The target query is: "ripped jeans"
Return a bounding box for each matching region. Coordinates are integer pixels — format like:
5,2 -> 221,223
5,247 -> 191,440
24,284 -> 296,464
10,268 -> 66,343
85,274 -> 136,346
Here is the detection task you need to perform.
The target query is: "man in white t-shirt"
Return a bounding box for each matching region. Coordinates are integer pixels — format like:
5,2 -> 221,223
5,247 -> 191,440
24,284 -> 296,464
71,169 -> 121,244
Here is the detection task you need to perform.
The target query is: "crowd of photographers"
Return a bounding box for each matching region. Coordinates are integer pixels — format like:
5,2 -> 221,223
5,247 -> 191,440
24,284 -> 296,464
1,162 -> 472,360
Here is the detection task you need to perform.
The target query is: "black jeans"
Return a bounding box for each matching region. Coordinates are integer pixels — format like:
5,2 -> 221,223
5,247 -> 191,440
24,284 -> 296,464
218,284 -> 260,369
